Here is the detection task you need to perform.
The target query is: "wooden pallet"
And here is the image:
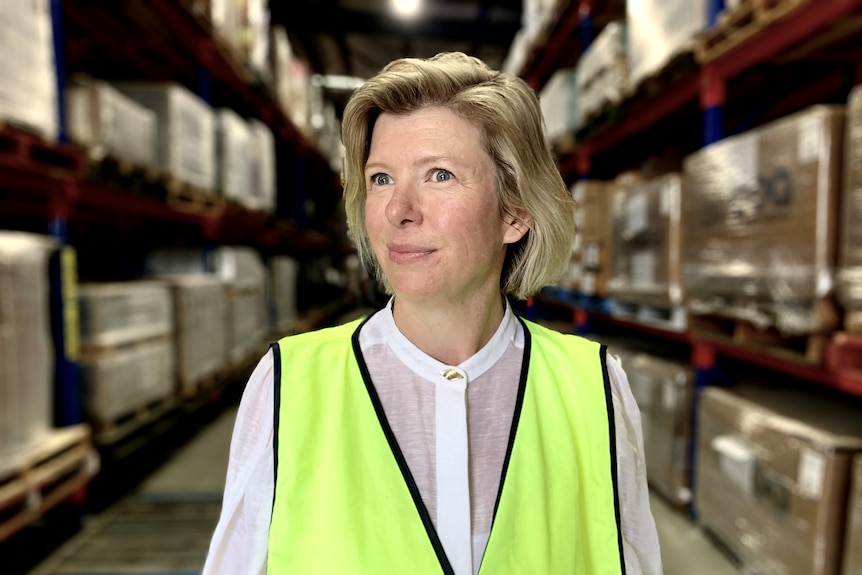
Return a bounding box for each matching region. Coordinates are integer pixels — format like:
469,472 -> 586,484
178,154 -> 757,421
0,122 -> 87,176
689,311 -> 829,365
695,0 -> 810,63
86,155 -> 161,195
163,178 -> 226,216
0,425 -> 97,543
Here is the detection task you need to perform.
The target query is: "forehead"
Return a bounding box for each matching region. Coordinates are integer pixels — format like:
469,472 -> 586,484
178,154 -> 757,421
368,107 -> 486,158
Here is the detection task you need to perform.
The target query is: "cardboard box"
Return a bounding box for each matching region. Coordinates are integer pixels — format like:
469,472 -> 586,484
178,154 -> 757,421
840,86 -> 862,332
621,351 -> 694,506
696,385 -> 862,575
608,172 -> 685,306
683,105 -> 845,334
571,180 -> 613,295
843,454 -> 862,575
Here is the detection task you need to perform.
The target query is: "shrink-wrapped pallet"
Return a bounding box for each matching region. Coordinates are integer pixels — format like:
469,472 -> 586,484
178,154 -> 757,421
843,455 -> 862,575
608,172 -> 684,307
626,0 -> 708,90
165,275 -> 228,395
247,119 -> 277,213
575,21 -> 627,129
0,0 -> 57,140
572,179 -> 613,296
0,232 -> 57,463
540,68 -> 578,144
607,345 -> 693,507
79,336 -> 174,425
215,247 -> 268,364
268,256 -> 299,335
78,281 -> 173,349
215,107 -> 252,203
66,75 -> 158,169
696,385 -> 862,575
682,105 -> 845,335
839,86 -> 862,333
114,82 -> 216,191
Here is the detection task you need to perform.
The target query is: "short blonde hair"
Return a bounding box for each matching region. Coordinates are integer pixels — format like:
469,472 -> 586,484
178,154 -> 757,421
341,52 -> 575,300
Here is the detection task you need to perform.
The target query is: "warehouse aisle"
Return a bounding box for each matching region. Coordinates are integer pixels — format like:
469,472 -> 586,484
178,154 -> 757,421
27,402 -> 740,575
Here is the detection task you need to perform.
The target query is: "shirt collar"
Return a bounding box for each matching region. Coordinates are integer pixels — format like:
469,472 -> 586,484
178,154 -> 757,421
381,296 -> 518,383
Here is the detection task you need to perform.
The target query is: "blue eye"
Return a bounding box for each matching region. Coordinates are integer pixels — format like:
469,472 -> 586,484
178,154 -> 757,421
371,173 -> 392,185
432,169 -> 453,182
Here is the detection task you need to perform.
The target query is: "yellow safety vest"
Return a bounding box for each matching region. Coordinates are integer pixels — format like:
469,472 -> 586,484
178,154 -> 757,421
267,313 -> 626,574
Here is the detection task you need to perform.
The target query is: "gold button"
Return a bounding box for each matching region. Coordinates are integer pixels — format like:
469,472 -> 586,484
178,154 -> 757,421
441,369 -> 464,380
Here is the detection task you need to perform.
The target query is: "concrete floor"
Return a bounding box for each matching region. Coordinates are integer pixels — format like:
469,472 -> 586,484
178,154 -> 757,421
30,403 -> 741,574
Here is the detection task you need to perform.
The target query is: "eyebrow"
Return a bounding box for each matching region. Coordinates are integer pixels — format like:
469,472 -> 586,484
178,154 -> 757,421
365,155 -> 462,173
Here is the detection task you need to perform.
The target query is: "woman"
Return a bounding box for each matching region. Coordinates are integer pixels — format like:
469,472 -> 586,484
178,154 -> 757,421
203,52 -> 661,574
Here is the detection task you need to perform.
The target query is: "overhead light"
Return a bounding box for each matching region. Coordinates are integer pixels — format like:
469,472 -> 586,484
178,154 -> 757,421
392,0 -> 420,18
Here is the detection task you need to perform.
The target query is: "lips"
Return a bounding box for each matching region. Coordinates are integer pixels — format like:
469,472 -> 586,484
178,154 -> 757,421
387,243 -> 435,263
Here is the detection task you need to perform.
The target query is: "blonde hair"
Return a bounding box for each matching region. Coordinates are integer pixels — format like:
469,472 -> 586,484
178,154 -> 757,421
341,52 -> 575,300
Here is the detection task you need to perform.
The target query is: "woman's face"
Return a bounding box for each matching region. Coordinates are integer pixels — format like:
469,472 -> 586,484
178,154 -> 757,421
364,106 -> 527,306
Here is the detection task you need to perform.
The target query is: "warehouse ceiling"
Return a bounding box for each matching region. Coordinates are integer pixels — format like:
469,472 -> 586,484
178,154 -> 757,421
268,0 -> 524,81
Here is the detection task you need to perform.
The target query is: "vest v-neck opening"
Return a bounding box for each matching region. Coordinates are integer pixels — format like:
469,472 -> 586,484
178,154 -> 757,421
476,315 -> 531,574
351,315 -> 456,575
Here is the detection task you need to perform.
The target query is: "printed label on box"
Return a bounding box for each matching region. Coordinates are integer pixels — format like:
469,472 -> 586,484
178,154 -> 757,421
798,115 -> 822,165
798,447 -> 826,499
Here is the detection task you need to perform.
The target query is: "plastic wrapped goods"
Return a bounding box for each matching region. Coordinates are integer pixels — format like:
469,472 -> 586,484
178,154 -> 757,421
696,385 -> 862,575
540,68 -> 578,144
840,86 -> 862,332
626,0 -> 708,89
215,107 -> 252,203
0,232 -> 57,463
575,21 -> 627,129
682,105 -> 845,335
608,172 -> 685,307
618,350 -> 693,506
572,180 -> 613,296
115,82 -> 216,191
66,75 -> 158,169
165,275 -> 228,395
78,281 -> 173,349
79,336 -> 174,425
843,455 -> 862,575
0,0 -> 57,139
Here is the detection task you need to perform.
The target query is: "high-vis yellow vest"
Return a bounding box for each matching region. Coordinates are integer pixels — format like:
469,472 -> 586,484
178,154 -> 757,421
267,313 -> 626,574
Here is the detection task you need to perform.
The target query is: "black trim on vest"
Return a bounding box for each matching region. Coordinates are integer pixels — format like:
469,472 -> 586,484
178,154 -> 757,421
476,316 -> 530,574
270,341 -> 282,516
350,316 -> 456,575
600,344 -> 627,574
492,316 -> 531,522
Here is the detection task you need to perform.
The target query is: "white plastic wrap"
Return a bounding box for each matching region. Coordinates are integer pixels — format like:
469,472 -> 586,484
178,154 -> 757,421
247,118 -> 277,213
576,21 -> 627,128
114,82 -> 216,191
0,232 -> 57,461
626,0 -> 708,89
216,107 -> 252,202
78,280 -> 173,349
66,75 -> 158,169
540,68 -> 578,143
0,0 -> 57,139
79,336 -> 174,424
268,256 -> 299,334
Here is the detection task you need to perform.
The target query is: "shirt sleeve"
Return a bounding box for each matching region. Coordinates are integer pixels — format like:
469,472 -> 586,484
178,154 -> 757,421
201,350 -> 276,575
607,351 -> 664,575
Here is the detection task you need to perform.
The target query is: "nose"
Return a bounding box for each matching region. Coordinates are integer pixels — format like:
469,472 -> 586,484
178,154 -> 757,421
385,182 -> 422,227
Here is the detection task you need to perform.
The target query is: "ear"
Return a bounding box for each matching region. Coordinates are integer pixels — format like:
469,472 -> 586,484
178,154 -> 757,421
503,209 -> 532,245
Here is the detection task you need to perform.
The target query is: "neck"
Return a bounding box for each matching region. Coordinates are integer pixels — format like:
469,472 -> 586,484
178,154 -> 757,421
391,291 -> 506,365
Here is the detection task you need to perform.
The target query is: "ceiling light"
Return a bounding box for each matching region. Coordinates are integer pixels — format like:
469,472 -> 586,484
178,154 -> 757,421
392,0 -> 420,18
